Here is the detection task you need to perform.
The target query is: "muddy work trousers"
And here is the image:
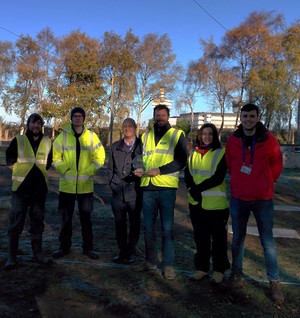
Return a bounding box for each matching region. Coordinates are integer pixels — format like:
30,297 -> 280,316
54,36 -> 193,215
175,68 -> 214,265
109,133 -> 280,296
8,190 -> 46,238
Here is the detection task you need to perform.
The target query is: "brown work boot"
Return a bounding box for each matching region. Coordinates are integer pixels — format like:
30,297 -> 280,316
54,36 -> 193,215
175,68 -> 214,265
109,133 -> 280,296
31,238 -> 53,266
164,266 -> 176,280
227,272 -> 243,288
270,281 -> 284,305
4,235 -> 19,270
4,256 -> 17,270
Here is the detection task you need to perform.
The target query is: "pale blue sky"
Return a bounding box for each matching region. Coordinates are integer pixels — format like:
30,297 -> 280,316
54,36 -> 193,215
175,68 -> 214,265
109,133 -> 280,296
1,0 -> 299,122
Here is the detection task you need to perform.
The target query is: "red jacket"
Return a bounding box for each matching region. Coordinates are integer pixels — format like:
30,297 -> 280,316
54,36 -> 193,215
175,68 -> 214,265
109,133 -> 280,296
225,122 -> 283,201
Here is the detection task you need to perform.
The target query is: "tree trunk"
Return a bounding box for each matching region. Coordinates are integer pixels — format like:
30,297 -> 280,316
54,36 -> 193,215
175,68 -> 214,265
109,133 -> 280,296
295,96 -> 300,144
190,110 -> 194,142
108,76 -> 115,146
136,103 -> 142,137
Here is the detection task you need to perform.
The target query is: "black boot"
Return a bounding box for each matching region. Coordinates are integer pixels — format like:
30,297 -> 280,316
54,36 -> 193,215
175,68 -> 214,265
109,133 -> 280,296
4,235 -> 19,270
31,236 -> 53,266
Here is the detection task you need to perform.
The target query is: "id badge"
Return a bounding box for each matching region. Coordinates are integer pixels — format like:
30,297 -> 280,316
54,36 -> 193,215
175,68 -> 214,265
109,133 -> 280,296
240,165 -> 252,175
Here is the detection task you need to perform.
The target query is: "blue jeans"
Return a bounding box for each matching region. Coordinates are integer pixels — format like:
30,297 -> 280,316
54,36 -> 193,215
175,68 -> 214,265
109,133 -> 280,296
230,197 -> 280,281
143,189 -> 176,267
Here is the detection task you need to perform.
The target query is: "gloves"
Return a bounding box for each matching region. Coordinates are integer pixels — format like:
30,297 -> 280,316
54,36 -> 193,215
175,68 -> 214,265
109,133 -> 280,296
189,185 -> 202,202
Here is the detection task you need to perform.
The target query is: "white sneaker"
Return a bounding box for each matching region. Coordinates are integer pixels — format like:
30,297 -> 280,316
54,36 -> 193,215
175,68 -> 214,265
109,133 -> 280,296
212,271 -> 224,284
189,271 -> 208,281
131,261 -> 157,272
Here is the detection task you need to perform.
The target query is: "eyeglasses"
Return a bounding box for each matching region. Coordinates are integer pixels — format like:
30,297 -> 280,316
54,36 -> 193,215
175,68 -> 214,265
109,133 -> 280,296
73,115 -> 83,118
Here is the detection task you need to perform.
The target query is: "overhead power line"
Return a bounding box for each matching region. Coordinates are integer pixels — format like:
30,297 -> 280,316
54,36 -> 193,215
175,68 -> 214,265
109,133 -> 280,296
191,0 -> 230,33
1,2 -> 229,50
0,25 -> 57,58
0,26 -> 23,40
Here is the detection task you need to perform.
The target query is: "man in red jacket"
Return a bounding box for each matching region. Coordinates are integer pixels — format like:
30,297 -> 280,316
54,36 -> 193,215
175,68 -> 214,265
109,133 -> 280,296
225,103 -> 284,305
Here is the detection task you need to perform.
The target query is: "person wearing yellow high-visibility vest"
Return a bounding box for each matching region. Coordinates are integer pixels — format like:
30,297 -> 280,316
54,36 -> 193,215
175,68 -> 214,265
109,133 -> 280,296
4,113 -> 53,270
185,123 -> 230,284
52,107 -> 105,260
133,104 -> 187,280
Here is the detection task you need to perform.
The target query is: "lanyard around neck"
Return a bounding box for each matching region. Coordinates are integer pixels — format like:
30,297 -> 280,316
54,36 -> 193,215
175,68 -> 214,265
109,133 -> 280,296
242,135 -> 256,167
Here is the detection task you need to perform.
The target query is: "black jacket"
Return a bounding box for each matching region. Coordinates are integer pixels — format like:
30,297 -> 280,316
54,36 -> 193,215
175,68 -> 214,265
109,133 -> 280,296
108,137 -> 142,202
184,151 -> 227,203
6,130 -> 52,194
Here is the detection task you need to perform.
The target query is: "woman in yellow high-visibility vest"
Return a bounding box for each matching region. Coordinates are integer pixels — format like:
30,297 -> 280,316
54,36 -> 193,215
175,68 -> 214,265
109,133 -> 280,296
185,123 -> 230,284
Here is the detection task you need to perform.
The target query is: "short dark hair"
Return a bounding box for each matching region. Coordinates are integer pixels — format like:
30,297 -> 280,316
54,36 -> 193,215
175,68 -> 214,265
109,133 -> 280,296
153,104 -> 170,117
26,113 -> 44,128
71,107 -> 86,120
241,103 -> 259,115
197,123 -> 221,150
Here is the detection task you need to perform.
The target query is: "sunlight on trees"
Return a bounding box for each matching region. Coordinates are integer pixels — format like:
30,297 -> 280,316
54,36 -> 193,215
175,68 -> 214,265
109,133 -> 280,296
0,12 -> 299,143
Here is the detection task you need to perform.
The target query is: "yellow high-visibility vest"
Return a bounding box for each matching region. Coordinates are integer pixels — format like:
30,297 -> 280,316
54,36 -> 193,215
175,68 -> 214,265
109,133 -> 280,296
53,123 -> 105,194
188,148 -> 228,210
140,128 -> 183,188
12,135 -> 51,191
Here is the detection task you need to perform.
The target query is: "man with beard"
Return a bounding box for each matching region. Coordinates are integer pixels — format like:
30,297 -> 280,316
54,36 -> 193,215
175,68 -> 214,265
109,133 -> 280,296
4,113 -> 53,269
133,104 -> 187,280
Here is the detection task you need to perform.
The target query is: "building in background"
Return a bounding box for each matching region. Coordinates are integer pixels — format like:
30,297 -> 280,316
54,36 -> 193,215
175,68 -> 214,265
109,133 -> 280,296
152,88 -> 172,110
152,88 -> 177,126
172,112 -> 237,130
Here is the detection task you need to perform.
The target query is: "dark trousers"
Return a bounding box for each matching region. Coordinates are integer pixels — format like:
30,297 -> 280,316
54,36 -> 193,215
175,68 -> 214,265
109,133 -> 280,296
8,190 -> 46,238
189,203 -> 230,273
111,197 -> 141,257
58,192 -> 94,252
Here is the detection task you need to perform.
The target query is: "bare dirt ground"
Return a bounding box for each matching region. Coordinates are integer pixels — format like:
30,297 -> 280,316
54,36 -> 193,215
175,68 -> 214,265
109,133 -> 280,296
0,164 -> 300,318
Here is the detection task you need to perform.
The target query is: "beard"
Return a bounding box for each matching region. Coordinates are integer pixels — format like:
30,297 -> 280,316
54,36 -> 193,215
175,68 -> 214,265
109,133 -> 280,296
32,129 -> 40,136
27,129 -> 41,138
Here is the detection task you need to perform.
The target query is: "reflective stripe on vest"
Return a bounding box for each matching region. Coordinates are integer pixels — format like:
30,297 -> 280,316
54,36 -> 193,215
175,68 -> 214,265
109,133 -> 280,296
53,125 -> 105,194
61,174 -> 92,181
188,148 -> 222,176
12,135 -> 51,191
141,128 -> 182,188
188,148 -> 228,210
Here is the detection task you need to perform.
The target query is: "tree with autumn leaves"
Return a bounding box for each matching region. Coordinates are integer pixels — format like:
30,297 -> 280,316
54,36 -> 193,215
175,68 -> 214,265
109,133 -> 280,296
0,11 -> 299,143
185,11 -> 300,142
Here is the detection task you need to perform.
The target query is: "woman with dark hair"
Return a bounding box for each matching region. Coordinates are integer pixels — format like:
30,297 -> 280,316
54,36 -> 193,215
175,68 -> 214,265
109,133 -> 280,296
185,123 -> 230,284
